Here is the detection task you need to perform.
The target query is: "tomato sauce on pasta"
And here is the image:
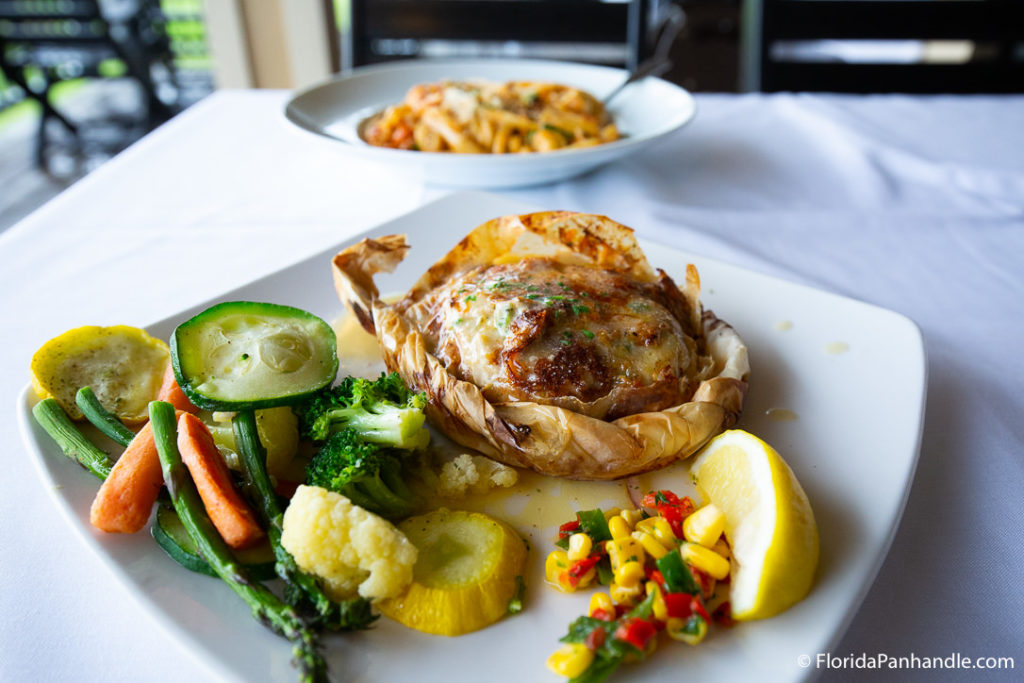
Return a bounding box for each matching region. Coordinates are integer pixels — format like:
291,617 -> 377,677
362,80 -> 620,154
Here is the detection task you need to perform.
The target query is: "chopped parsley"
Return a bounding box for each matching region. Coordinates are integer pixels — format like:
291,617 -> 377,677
498,306 -> 515,332
543,123 -> 573,142
581,330 -> 595,340
571,304 -> 590,315
465,295 -> 477,302
507,576 -> 526,614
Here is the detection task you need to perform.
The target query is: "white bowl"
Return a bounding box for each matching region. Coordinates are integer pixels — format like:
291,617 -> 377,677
283,59 -> 697,189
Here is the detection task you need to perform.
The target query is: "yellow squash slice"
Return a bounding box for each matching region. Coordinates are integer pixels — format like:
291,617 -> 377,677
31,325 -> 170,424
378,509 -> 527,636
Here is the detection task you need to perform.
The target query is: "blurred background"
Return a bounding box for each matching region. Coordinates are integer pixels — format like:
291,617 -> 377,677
1,0 -> 1020,231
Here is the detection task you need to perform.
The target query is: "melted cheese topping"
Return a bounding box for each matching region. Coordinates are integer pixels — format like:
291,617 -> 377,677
424,258 -> 696,419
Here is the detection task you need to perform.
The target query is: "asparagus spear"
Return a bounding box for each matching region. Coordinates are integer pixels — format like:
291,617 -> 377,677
32,398 -> 113,480
75,386 -> 135,448
232,409 -> 376,631
149,401 -> 326,682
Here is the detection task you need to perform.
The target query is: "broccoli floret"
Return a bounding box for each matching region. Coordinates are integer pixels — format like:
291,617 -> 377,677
305,429 -> 417,519
296,373 -> 429,450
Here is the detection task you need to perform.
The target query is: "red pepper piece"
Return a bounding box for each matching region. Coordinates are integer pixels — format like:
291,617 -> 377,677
642,490 -> 681,508
663,592 -> 694,619
590,608 -> 615,622
559,520 -> 581,538
585,625 -> 607,651
645,567 -> 665,587
679,496 -> 697,516
615,617 -> 658,652
659,505 -> 685,539
691,596 -> 711,623
691,566 -> 715,599
566,554 -> 602,586
640,490 -> 697,539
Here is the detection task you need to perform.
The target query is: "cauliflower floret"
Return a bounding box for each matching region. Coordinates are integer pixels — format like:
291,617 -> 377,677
437,453 -> 519,499
281,485 -> 417,601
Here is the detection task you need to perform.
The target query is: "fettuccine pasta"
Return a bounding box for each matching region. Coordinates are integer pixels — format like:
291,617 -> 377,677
362,80 -> 620,154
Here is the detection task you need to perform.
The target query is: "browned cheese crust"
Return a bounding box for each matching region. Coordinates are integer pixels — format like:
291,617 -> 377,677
332,212 -> 750,480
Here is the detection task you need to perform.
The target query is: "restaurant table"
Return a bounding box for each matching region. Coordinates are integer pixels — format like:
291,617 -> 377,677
2,90 -> 1022,682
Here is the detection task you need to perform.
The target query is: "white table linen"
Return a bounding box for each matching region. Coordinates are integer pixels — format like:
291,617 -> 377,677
2,90 -> 1022,681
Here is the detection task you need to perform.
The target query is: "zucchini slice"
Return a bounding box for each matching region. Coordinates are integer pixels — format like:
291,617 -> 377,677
171,301 -> 338,411
152,505 -> 276,580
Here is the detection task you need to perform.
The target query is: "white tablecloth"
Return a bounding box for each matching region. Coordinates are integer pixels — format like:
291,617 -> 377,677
2,90 -> 1022,681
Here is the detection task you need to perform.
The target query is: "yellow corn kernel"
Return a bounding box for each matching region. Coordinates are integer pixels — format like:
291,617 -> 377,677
568,533 -> 593,562
620,508 -> 644,528
546,550 -> 569,577
680,542 -> 731,580
648,517 -> 677,548
667,616 -> 708,645
683,503 -> 726,548
613,560 -> 645,588
608,515 -> 632,540
713,538 -> 731,560
610,580 -> 643,605
589,591 -> 614,617
546,642 -> 595,678
634,530 -> 669,560
603,507 -> 622,520
607,537 -> 645,570
646,581 -> 668,622
545,550 -> 571,590
634,517 -> 657,535
577,567 -> 597,590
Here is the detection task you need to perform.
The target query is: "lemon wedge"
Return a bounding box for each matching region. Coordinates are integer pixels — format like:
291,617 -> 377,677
378,509 -> 527,636
690,429 -> 818,620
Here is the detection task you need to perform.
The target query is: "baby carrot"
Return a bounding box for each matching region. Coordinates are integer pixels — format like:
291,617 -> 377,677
90,421 -> 165,533
157,363 -> 199,414
176,413 -> 264,549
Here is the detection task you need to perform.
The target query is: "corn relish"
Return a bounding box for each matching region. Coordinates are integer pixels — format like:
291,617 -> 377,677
545,490 -> 735,681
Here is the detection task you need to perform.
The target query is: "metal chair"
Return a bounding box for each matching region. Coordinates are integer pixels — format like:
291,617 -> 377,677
0,0 -> 177,171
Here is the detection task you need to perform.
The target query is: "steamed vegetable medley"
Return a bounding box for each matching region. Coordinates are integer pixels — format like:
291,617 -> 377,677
29,302 -> 527,683
545,492 -> 734,681
29,300 -> 816,683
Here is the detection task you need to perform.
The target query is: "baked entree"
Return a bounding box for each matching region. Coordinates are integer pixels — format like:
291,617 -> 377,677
332,212 -> 749,480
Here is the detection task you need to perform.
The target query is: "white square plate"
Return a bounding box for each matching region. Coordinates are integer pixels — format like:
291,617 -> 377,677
284,59 -> 696,189
18,192 -> 926,682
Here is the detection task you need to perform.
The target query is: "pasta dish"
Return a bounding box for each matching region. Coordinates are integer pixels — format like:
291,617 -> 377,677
361,80 -> 620,154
